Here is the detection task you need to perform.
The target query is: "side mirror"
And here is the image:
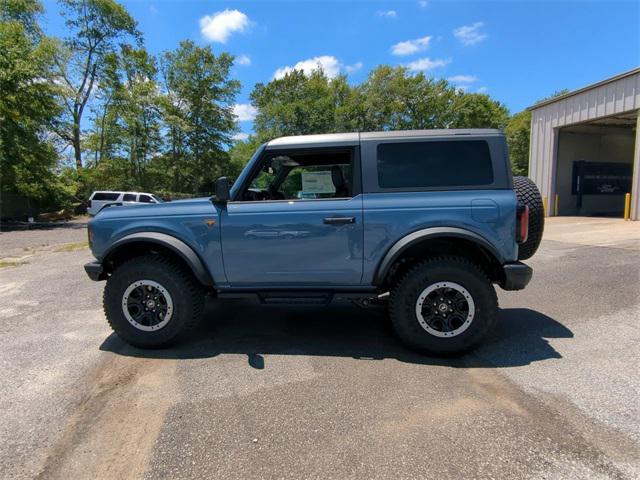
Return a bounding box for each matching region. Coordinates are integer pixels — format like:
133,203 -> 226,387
212,176 -> 230,203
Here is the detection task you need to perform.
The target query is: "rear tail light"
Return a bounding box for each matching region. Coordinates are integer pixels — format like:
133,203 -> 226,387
517,205 -> 529,243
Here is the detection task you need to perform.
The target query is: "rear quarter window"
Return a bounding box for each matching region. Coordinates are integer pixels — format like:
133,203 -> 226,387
377,140 -> 494,189
92,192 -> 120,201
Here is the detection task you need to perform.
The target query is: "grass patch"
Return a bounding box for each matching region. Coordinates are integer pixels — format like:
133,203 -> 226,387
0,259 -> 27,269
53,241 -> 89,252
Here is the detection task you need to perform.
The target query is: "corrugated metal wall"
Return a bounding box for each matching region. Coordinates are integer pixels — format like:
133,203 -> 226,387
528,68 -> 640,219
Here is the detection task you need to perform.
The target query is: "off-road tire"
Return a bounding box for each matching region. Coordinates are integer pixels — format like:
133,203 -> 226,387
103,254 -> 204,348
513,176 -> 544,260
389,256 -> 498,356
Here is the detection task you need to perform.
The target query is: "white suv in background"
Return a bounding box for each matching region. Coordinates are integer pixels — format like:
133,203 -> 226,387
87,191 -> 163,216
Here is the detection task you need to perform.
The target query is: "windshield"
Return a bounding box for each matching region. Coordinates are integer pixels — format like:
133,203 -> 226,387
151,195 -> 164,203
230,143 -> 267,200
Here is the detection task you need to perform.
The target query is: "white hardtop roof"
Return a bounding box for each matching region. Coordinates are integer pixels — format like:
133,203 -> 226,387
266,129 -> 503,148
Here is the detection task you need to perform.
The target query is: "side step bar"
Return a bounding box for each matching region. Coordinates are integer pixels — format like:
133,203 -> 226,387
258,292 -> 333,305
216,288 -> 379,305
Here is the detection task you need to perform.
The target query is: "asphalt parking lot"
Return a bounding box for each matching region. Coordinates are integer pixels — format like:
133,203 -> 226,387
0,217 -> 638,479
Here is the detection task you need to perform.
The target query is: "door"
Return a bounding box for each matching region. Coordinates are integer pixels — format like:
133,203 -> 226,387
220,147 -> 363,286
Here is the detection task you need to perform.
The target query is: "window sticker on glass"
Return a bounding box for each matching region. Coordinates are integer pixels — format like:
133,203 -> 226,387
301,171 -> 335,194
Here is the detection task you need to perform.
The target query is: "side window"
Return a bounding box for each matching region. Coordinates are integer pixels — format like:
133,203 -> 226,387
123,193 -> 136,202
138,194 -> 153,203
92,192 -> 120,201
377,140 -> 493,189
239,149 -> 354,201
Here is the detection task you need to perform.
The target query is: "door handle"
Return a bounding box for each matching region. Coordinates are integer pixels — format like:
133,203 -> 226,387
323,216 -> 356,225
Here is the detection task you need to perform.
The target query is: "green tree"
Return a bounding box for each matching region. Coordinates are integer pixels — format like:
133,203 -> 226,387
250,66 -> 511,140
355,66 -> 456,130
228,135 -> 262,179
0,0 -> 63,203
506,90 -> 569,175
505,110 -> 531,176
159,40 -> 239,193
251,69 -> 351,140
449,92 -> 509,129
84,51 -> 121,165
54,0 -> 139,169
90,46 -> 162,188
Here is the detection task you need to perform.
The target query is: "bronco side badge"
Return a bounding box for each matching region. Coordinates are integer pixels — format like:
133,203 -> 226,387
204,219 -> 216,228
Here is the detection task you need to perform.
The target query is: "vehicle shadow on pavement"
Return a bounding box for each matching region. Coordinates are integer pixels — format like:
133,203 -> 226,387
100,301 -> 573,369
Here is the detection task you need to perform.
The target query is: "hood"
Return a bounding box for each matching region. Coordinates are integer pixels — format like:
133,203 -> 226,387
94,197 -> 215,219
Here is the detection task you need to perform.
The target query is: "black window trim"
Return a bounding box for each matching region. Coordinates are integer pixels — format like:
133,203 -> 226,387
361,136 -> 511,194
92,192 -> 121,201
230,145 -> 362,203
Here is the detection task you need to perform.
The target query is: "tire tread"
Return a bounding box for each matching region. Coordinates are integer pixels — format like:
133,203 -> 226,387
389,256 -> 497,356
103,254 -> 204,347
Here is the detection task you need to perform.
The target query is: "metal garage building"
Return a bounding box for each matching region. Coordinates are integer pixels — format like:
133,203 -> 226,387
528,67 -> 640,220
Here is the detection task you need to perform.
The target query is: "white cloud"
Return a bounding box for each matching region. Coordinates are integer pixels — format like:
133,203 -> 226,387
447,75 -> 478,84
149,4 -> 158,14
345,61 -> 363,74
232,132 -> 249,141
477,86 -> 488,93
405,57 -> 450,73
233,103 -> 257,122
419,1 -> 428,7
391,35 -> 432,56
200,9 -> 250,43
377,10 -> 397,18
273,55 -> 342,80
453,22 -> 487,46
236,54 -> 251,66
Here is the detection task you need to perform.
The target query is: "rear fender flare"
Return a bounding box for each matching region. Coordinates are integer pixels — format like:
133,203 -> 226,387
102,232 -> 213,286
373,227 -> 505,286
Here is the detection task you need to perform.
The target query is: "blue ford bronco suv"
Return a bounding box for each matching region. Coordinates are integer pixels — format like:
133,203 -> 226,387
85,129 -> 544,355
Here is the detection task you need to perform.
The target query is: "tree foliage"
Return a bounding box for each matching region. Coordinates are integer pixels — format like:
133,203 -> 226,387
250,66 -> 509,141
505,110 -> 531,176
159,40 -> 239,193
2,0 -> 554,216
0,0 -> 64,203
54,0 -> 139,168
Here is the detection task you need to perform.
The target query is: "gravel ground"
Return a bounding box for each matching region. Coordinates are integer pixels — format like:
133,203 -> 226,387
0,217 -> 638,479
0,217 -> 89,259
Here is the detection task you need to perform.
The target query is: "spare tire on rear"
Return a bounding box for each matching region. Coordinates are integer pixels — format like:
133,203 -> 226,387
513,176 -> 544,260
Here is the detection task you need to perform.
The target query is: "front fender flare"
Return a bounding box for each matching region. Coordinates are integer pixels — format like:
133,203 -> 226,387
102,232 -> 214,286
373,227 -> 505,286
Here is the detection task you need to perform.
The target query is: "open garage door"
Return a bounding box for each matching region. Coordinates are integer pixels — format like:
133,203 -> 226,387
554,112 -> 636,218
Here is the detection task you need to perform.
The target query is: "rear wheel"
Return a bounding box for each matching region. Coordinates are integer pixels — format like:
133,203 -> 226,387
389,257 -> 497,356
103,255 -> 204,348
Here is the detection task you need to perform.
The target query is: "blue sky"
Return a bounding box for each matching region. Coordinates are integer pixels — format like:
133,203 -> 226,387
41,1 -> 639,138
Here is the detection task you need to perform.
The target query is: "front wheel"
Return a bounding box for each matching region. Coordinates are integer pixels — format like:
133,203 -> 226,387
389,256 -> 497,356
103,254 -> 205,348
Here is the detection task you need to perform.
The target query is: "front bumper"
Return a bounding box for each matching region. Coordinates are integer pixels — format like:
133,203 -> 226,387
501,262 -> 532,291
84,261 -> 107,281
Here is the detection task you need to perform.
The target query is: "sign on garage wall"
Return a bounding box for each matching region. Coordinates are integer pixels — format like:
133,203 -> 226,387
571,161 -> 632,195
